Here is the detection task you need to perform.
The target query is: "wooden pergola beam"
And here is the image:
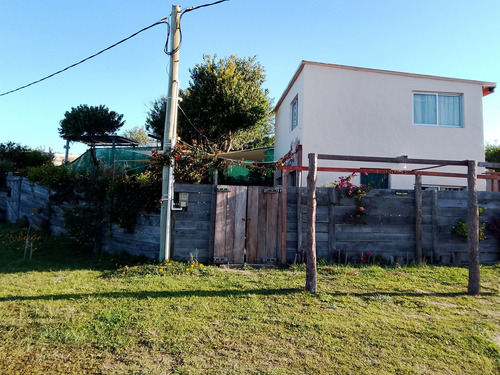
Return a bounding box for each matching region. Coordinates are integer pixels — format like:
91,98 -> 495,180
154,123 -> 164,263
278,165 -> 500,180
317,154 -> 469,166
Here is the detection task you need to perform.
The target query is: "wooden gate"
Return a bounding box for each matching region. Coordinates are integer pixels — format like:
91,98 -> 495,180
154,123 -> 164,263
213,186 -> 282,264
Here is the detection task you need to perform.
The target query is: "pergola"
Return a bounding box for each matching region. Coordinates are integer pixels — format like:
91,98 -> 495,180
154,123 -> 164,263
278,154 -> 500,295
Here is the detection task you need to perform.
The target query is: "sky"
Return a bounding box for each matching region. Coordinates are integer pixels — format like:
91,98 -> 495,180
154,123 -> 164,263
0,0 -> 499,156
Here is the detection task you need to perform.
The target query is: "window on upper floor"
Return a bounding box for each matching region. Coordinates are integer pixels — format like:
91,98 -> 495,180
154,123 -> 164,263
413,92 -> 463,128
291,96 -> 298,130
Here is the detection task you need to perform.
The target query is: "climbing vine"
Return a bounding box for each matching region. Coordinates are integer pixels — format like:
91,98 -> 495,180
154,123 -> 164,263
149,142 -> 275,185
24,142 -> 277,244
327,173 -> 370,224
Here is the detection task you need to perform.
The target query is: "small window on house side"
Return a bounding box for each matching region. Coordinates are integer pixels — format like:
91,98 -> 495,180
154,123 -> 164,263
291,96 -> 298,130
413,93 -> 463,127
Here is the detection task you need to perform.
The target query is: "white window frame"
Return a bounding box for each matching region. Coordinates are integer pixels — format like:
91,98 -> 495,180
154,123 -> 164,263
412,92 -> 463,128
291,96 -> 298,131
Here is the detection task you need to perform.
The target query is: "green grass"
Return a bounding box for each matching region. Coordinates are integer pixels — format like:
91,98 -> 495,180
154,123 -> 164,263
0,222 -> 499,374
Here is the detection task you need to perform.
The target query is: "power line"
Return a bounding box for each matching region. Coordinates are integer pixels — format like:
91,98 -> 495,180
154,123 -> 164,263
177,103 -> 214,144
164,0 -> 231,56
183,0 -> 231,14
0,19 -> 168,97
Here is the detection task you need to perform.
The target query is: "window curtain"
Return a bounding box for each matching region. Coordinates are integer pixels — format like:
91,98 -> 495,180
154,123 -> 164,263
414,94 -> 437,125
438,95 -> 462,127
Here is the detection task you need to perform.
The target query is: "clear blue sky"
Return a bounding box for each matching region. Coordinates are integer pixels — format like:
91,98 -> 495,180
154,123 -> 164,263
1,0 -> 499,155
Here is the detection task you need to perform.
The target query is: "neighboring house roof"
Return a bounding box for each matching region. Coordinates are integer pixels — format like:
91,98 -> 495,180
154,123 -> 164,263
78,135 -> 139,147
218,147 -> 274,163
52,153 -> 79,166
274,60 -> 496,111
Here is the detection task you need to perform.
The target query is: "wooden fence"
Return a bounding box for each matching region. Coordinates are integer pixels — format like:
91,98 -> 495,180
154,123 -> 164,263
286,187 -> 500,264
0,191 -> 6,221
2,176 -> 499,264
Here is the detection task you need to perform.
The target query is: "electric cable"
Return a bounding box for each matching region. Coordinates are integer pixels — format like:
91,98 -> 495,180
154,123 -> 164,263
177,103 -> 215,145
164,0 -> 231,56
183,0 -> 231,14
0,19 -> 169,97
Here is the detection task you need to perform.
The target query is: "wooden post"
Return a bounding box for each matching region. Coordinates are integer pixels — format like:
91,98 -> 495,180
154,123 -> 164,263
208,178 -> 218,264
467,160 -> 480,295
280,170 -> 288,264
431,190 -> 438,264
328,188 -> 337,261
306,153 -> 318,293
415,174 -> 423,264
297,186 -> 303,262
297,145 -> 304,262
6,173 -> 22,223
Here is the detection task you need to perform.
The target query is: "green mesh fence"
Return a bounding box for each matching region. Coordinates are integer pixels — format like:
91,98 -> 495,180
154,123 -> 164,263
71,147 -> 156,173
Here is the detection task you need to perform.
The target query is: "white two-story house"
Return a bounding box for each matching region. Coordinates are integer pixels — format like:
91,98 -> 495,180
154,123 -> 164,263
274,61 -> 496,190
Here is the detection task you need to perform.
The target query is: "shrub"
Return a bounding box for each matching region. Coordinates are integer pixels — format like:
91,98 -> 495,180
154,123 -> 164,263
0,142 -> 53,188
452,219 -> 486,241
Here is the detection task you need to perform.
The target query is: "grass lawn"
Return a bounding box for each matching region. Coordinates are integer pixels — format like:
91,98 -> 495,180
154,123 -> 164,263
0,222 -> 499,374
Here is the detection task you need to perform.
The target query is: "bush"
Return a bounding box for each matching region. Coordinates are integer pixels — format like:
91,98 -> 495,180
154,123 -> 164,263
62,204 -> 97,247
0,142 -> 53,170
0,142 -> 53,189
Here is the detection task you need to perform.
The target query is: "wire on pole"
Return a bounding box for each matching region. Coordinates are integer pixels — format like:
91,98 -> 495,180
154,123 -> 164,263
0,19 -> 168,97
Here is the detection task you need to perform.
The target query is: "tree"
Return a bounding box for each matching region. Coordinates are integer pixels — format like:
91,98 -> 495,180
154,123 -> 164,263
145,97 -> 167,145
59,104 -> 125,170
58,104 -> 124,254
121,125 -> 153,146
485,142 -> 500,167
146,55 -> 274,152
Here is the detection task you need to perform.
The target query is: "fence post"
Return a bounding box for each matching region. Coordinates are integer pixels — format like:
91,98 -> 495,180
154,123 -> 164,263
328,188 -> 337,262
297,185 -> 303,263
467,160 -> 480,295
306,153 -> 317,293
6,173 -> 22,223
415,174 -> 423,264
431,190 -> 439,263
280,170 -> 288,264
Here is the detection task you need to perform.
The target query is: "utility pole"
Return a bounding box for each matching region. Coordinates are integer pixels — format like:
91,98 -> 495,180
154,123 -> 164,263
159,4 -> 181,261
64,140 -> 70,163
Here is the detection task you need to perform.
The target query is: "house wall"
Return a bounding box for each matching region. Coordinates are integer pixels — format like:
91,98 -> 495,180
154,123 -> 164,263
275,62 -> 489,190
274,69 -> 305,165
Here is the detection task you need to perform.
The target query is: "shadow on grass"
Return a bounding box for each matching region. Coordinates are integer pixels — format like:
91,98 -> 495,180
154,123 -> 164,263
0,253 -> 139,274
1,289 -> 495,302
0,288 -> 303,302
0,230 -> 152,275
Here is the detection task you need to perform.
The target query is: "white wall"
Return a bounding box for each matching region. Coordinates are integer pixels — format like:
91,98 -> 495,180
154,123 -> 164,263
274,71 -> 305,164
275,62 -> 489,189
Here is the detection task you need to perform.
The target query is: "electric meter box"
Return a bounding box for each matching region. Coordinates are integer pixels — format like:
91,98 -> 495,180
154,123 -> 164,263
178,193 -> 189,208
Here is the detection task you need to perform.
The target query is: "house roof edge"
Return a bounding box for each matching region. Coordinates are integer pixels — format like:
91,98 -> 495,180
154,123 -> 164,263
273,61 -> 496,111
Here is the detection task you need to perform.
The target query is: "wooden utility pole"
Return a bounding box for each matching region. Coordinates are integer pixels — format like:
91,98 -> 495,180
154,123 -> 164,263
159,5 -> 181,261
467,160 -> 480,295
306,153 -> 318,293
